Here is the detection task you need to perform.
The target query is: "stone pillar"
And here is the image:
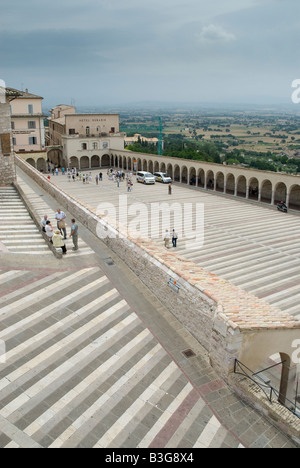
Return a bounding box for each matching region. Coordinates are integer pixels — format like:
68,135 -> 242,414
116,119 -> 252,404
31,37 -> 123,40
271,189 -> 275,206
0,100 -> 16,186
278,359 -> 298,410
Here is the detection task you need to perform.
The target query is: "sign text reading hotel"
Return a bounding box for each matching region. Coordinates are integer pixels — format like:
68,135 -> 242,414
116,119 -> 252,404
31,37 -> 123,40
79,118 -> 107,122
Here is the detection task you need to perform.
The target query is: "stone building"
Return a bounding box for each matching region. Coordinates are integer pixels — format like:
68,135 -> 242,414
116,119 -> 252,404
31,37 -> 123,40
5,88 -> 47,172
0,84 -> 17,186
47,105 -> 125,170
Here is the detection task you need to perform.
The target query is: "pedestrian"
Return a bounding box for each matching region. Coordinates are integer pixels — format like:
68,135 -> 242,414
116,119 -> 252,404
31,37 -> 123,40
55,209 -> 67,239
164,230 -> 170,249
99,172 -> 103,181
69,218 -> 79,251
56,168 -> 59,176
52,230 -> 67,255
41,214 -> 48,232
95,175 -> 99,185
45,220 -> 54,243
172,229 -> 178,248
62,167 -> 65,175
117,177 -> 120,188
168,182 -> 172,195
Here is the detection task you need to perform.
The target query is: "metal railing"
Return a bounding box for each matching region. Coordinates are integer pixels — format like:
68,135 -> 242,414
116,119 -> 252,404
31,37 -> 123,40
234,359 -> 300,419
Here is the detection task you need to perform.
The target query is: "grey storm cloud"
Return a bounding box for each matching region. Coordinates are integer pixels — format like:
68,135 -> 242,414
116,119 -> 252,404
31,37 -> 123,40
1,0 -> 299,105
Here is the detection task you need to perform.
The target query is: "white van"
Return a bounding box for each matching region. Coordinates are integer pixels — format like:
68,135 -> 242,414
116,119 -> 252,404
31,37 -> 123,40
136,171 -> 156,184
154,172 -> 172,184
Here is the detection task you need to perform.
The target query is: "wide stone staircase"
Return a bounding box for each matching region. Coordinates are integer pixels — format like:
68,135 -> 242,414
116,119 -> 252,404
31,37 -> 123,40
0,186 -> 51,255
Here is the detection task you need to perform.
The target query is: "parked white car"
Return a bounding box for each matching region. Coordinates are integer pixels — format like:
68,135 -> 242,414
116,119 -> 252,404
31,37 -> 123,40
154,172 -> 172,183
136,171 -> 156,184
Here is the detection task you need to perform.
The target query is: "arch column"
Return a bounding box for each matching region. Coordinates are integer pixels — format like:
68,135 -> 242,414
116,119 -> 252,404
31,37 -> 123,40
279,359 -> 298,409
246,184 -> 249,200
271,189 -> 275,206
234,183 -> 238,197
224,179 -> 227,194
286,191 -> 290,207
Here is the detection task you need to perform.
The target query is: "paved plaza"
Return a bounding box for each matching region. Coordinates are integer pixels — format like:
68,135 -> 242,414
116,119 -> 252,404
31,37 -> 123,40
0,169 -> 297,448
50,169 -> 300,322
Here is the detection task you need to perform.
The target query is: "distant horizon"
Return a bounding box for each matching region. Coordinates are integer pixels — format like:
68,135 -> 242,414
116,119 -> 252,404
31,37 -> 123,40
41,99 -> 300,115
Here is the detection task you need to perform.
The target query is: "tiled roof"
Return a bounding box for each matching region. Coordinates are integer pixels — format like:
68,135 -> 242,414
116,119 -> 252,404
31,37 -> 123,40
6,87 -> 43,100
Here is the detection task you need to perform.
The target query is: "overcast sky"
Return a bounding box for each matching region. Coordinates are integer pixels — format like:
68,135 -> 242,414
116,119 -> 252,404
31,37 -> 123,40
0,0 -> 299,108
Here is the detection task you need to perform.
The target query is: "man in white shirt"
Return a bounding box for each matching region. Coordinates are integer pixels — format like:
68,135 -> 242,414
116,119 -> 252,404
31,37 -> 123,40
45,220 -> 53,242
41,215 -> 48,232
55,209 -> 67,239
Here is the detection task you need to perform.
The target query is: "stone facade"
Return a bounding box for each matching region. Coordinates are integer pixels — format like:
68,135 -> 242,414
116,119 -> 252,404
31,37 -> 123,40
0,102 -> 15,186
110,149 -> 300,210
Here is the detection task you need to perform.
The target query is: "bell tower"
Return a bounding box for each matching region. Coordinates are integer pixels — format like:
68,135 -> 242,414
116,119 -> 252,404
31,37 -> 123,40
0,81 -> 17,186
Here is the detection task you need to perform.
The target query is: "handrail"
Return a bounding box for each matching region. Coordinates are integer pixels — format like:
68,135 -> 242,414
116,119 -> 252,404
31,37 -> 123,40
234,360 -> 299,419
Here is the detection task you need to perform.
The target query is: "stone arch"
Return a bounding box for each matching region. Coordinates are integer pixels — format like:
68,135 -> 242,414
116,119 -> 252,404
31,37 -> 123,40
261,179 -> 272,204
101,154 -> 110,167
198,168 -> 205,188
239,334 -> 299,412
167,163 -> 173,179
47,148 -> 63,167
69,156 -> 79,169
181,166 -> 188,184
115,155 -> 118,168
154,161 -> 160,173
26,158 -> 36,168
80,156 -> 90,170
91,155 -> 100,168
216,171 -> 225,192
226,174 -> 235,195
237,175 -> 247,198
249,177 -> 259,200
174,165 -> 180,182
148,160 -> 153,174
189,167 -> 197,186
289,184 -> 300,210
143,159 -> 148,171
37,158 -> 46,172
274,182 -> 287,205
137,158 -> 142,171
160,162 -> 166,173
127,157 -> 132,171
206,170 -> 214,190
119,155 -> 123,169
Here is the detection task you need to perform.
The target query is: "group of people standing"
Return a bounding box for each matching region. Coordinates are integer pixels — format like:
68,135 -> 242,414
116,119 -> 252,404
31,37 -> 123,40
41,209 -> 79,255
